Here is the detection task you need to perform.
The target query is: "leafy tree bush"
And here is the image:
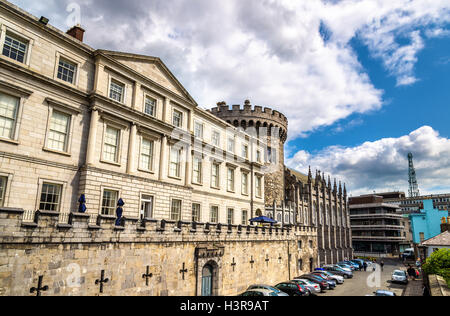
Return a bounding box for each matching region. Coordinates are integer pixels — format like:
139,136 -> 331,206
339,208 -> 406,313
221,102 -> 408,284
422,248 -> 450,286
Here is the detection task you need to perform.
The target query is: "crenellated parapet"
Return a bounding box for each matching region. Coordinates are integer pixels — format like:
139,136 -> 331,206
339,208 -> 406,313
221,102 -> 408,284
208,100 -> 288,143
0,208 -> 315,245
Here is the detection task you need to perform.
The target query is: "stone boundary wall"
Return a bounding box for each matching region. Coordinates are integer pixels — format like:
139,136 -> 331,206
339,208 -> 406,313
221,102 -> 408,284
429,274 -> 450,296
0,208 -> 318,296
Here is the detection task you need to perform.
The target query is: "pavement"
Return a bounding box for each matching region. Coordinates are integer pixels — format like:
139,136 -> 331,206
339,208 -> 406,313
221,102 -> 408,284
319,259 -> 410,296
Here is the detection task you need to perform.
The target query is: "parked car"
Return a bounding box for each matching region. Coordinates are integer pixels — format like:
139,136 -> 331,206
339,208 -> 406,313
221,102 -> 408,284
312,270 -> 344,284
338,261 -> 359,271
310,273 -> 337,289
291,279 -> 321,295
350,259 -> 364,269
274,282 -> 309,296
391,270 -> 408,285
295,274 -> 331,292
322,265 -> 354,279
402,248 -> 415,260
239,289 -> 282,296
336,263 -> 355,271
370,290 -> 397,296
247,284 -> 289,296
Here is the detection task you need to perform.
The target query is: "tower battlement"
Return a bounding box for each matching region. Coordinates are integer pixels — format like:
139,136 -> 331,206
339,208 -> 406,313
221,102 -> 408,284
208,100 -> 288,143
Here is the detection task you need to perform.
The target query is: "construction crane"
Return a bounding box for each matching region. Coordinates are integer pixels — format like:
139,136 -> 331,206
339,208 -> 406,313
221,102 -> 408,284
408,153 -> 420,198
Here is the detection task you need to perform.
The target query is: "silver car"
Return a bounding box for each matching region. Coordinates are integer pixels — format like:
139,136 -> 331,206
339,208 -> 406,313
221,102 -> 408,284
239,289 -> 286,296
315,271 -> 344,284
391,270 -> 408,285
247,284 -> 289,296
292,279 -> 321,295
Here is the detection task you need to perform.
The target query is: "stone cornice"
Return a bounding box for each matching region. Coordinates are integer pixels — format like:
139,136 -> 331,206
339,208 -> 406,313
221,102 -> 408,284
0,151 -> 80,171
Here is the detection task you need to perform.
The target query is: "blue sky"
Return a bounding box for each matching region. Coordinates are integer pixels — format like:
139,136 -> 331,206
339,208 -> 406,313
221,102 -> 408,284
8,0 -> 450,195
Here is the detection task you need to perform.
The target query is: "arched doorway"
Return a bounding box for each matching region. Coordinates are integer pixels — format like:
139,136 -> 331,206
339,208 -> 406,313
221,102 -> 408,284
201,264 -> 214,296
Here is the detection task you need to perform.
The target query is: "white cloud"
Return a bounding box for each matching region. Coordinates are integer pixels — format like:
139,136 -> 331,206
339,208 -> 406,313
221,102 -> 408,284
8,0 -> 450,139
286,126 -> 450,196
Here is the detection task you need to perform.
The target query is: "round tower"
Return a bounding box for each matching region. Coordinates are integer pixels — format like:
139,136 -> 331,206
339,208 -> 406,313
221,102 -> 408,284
208,100 -> 288,206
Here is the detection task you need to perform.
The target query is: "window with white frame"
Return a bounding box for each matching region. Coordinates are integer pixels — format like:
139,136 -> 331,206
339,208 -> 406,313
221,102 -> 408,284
103,126 -> 120,163
0,92 -> 19,140
241,144 -> 249,159
57,58 -> 77,84
210,205 -> 219,223
192,203 -> 201,222
140,194 -> 154,219
256,150 -> 262,163
242,210 -> 248,225
0,176 -> 7,207
194,121 -> 204,139
140,138 -> 154,171
227,167 -> 235,192
172,110 -> 183,128
211,162 -> 220,188
169,146 -> 182,178
227,137 -> 235,153
241,172 -> 249,195
227,208 -> 234,225
39,183 -> 62,212
256,175 -> 262,198
109,80 -> 125,103
144,96 -> 156,117
47,110 -> 70,152
2,33 -> 27,63
212,130 -> 220,147
192,157 -> 202,184
101,189 -> 118,216
171,199 -> 182,221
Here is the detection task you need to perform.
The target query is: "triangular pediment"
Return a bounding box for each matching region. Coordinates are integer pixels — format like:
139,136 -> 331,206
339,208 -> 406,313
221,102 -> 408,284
99,50 -> 196,105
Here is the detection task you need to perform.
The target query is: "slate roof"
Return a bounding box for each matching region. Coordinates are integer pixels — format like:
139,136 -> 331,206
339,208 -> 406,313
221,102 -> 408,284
421,231 -> 450,247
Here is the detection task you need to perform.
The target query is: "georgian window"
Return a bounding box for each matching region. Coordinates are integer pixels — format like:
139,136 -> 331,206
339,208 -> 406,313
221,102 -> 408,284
256,150 -> 262,163
101,189 -> 118,216
192,203 -> 201,222
255,175 -> 263,198
192,157 -> 202,184
227,137 -> 235,153
242,210 -> 248,225
211,163 -> 220,188
227,167 -> 235,192
2,34 -> 27,63
47,110 -> 70,152
144,96 -> 156,117
194,121 -> 204,139
39,183 -> 62,212
241,144 -> 249,159
169,146 -> 182,178
103,126 -> 120,163
210,205 -> 219,223
241,172 -> 249,195
109,80 -> 125,103
172,110 -> 183,128
140,138 -> 154,171
227,208 -> 234,225
212,130 -> 220,147
57,58 -> 77,84
0,92 -> 19,140
0,176 -> 7,207
140,194 -> 154,219
171,199 -> 182,221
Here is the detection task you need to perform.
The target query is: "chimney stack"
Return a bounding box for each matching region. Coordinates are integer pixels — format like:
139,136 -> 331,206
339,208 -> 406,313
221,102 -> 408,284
66,24 -> 85,42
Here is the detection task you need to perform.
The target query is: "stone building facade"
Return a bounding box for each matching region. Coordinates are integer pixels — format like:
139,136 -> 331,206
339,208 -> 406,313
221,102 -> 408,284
0,0 -> 322,296
209,105 -> 353,265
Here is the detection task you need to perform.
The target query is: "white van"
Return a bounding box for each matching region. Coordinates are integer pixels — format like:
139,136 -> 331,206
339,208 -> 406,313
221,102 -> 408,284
402,248 -> 415,259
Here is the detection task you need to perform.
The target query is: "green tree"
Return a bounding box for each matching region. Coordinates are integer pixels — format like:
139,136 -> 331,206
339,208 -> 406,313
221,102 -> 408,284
422,248 -> 450,286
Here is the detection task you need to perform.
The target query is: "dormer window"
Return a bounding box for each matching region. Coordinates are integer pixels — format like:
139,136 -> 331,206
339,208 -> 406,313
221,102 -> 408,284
2,34 -> 27,63
109,80 -> 125,103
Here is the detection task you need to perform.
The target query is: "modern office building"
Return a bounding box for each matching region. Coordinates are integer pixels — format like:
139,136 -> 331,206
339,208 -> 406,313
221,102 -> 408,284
349,194 -> 405,256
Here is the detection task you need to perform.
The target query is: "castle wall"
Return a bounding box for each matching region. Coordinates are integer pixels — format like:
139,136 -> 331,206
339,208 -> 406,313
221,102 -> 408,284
0,209 -> 317,296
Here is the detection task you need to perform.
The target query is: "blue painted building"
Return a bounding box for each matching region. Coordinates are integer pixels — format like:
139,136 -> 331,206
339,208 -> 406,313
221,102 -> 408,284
410,199 -> 449,244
